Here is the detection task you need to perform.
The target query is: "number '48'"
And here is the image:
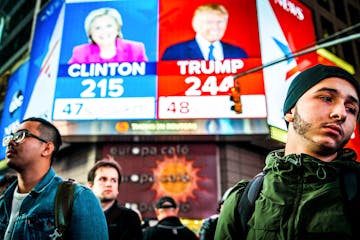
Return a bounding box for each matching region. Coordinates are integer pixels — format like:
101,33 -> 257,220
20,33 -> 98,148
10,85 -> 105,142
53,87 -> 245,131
167,102 -> 189,113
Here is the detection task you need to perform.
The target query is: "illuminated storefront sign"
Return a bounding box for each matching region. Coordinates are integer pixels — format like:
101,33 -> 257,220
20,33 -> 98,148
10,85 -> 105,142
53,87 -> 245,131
102,143 -> 219,219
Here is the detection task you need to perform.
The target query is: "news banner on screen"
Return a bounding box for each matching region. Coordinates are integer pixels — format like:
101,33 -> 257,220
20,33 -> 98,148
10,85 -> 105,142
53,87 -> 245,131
52,0 -> 272,121
51,0 -> 317,128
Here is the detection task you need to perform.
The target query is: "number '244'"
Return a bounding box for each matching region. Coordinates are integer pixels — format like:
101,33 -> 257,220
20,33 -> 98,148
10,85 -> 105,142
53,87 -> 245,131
185,75 -> 234,96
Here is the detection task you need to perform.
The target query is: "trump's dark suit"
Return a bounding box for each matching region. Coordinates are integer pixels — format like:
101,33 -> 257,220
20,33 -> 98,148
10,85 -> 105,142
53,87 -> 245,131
161,38 -> 248,60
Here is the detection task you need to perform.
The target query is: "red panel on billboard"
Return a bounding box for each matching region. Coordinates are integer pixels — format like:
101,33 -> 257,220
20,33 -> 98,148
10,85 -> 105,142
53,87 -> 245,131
158,0 -> 260,58
345,124 -> 360,161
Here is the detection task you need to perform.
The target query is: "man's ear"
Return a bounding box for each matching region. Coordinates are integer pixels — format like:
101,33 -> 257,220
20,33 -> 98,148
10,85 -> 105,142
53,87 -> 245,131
87,182 -> 93,188
155,208 -> 160,216
284,108 -> 294,123
41,142 -> 55,158
174,208 -> 179,215
192,17 -> 200,32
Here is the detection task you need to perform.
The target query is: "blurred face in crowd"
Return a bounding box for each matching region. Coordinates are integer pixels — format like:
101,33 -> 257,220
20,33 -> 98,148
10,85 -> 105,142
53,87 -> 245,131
192,10 -> 228,43
90,14 -> 119,47
90,166 -> 120,203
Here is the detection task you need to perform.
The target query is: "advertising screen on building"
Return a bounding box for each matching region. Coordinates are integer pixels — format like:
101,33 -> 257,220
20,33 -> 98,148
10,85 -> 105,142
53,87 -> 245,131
53,0 -> 265,121
1,0 -> 320,139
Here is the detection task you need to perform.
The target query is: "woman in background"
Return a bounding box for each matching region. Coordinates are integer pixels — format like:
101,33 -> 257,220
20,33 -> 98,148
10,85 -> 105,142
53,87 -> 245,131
68,7 -> 148,64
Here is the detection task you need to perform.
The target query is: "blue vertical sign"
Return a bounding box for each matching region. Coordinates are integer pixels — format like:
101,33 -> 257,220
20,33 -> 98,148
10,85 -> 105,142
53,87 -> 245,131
0,62 -> 29,160
0,0 -> 65,161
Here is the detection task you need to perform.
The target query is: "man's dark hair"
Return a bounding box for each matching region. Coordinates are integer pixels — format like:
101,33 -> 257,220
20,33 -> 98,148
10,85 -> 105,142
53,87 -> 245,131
87,157 -> 122,186
21,117 -> 62,164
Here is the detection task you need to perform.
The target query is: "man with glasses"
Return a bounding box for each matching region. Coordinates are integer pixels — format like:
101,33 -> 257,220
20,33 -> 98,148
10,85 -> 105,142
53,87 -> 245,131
0,117 -> 108,239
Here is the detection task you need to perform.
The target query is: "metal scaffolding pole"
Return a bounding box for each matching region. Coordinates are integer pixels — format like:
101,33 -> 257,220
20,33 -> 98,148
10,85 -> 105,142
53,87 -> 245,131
234,33 -> 360,80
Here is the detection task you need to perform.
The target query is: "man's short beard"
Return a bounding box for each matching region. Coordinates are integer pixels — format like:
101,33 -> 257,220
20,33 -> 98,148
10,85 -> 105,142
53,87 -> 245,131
292,106 -> 349,155
292,107 -> 311,136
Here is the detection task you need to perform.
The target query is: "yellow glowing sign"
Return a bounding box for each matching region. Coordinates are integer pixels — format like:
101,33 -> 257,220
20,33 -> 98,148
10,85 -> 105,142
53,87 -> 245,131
151,155 -> 202,202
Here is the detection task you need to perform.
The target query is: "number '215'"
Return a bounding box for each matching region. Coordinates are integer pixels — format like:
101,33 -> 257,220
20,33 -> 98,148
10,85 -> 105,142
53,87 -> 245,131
80,78 -> 124,97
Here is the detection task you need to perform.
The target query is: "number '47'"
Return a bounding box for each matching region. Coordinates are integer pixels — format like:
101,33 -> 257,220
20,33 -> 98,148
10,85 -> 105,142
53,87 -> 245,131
62,103 -> 83,115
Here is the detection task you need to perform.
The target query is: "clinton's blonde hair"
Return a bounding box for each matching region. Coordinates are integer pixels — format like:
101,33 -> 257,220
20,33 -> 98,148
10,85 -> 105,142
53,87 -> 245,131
84,7 -> 123,43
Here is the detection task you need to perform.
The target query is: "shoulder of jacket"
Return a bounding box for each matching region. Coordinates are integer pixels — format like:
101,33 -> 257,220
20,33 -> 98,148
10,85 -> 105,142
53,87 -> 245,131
58,179 -> 91,199
168,39 -> 196,49
228,179 -> 250,198
111,204 -> 138,216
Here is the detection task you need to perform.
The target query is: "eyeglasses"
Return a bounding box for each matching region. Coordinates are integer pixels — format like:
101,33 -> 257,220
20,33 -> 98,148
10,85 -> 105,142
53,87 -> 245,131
2,129 -> 48,147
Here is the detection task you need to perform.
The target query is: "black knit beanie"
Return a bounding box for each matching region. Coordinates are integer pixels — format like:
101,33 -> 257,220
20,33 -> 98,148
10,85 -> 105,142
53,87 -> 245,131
283,64 -> 360,115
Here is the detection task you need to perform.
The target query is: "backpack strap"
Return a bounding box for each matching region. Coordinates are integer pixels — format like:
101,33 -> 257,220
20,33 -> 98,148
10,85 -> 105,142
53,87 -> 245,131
53,178 -> 76,239
340,170 -> 359,238
238,171 -> 265,238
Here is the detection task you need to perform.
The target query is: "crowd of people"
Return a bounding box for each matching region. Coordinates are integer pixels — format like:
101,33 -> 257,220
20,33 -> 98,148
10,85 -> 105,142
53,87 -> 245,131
0,117 -> 200,239
1,64 -> 360,239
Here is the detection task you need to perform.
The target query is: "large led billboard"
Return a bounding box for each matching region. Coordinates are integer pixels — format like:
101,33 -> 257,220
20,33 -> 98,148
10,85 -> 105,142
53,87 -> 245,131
1,0 -> 320,139
53,0 -> 265,122
52,0 -> 317,136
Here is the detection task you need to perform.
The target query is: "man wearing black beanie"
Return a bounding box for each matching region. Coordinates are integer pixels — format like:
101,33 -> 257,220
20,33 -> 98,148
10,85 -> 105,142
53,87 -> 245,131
216,64 -> 360,240
283,64 -> 360,116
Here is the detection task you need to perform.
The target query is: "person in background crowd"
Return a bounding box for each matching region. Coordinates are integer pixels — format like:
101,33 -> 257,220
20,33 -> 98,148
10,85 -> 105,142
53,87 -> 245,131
68,7 -> 148,64
0,174 -> 17,196
143,196 -> 199,240
0,117 -> 108,239
133,208 -> 150,230
161,3 -> 248,61
87,156 -> 143,240
215,64 -> 360,239
199,187 -> 233,240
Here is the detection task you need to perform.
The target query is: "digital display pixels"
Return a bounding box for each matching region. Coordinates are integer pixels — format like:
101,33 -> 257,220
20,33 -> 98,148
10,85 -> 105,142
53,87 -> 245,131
53,0 -> 266,121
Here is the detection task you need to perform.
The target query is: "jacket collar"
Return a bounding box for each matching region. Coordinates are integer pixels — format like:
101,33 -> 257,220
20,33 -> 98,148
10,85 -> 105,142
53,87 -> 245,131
29,168 -> 56,197
269,148 -> 357,165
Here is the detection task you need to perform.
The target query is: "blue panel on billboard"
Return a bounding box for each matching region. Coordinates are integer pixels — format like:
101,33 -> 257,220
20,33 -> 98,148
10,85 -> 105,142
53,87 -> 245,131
0,62 -> 29,160
53,0 -> 158,120
59,0 -> 158,63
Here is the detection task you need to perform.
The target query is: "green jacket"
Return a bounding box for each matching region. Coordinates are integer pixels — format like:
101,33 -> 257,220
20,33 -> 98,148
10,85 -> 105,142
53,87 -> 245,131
215,149 -> 360,240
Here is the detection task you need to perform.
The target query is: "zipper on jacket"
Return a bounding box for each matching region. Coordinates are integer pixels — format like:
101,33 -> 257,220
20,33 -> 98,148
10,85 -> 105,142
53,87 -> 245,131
288,155 -> 304,240
285,154 -> 302,166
